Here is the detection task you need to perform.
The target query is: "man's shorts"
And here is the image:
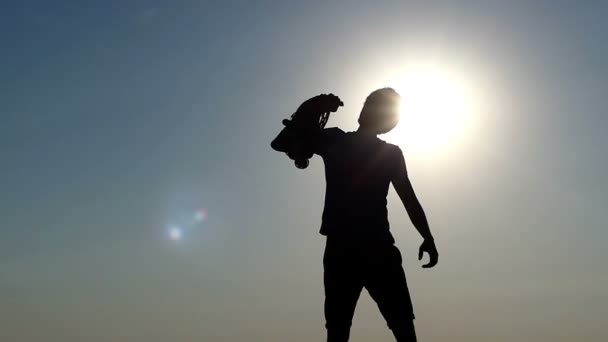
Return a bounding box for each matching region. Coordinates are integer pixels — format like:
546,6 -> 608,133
323,238 -> 415,331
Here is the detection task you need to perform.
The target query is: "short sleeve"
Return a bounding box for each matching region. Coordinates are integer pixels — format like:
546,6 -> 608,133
313,127 -> 344,156
392,145 -> 408,179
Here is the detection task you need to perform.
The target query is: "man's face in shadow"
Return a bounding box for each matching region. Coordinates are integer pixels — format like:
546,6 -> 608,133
362,97 -> 401,135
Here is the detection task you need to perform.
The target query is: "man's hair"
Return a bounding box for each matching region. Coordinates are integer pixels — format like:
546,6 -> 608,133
358,87 -> 401,134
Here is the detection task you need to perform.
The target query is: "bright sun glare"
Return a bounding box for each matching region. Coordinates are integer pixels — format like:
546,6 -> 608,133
384,63 -> 479,155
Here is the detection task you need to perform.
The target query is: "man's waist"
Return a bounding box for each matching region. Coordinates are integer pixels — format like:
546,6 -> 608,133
319,221 -> 394,242
321,214 -> 389,227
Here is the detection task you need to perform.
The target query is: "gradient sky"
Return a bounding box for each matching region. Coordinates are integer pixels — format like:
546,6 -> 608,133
1,1 -> 607,341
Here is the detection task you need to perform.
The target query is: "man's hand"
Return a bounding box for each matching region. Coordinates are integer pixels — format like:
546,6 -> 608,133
296,94 -> 343,116
418,238 -> 438,268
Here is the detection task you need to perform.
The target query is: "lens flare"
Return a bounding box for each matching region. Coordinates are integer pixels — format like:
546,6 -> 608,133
194,208 -> 208,223
168,226 -> 183,241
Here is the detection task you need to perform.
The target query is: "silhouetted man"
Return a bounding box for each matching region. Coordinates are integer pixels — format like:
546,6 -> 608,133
310,88 -> 438,342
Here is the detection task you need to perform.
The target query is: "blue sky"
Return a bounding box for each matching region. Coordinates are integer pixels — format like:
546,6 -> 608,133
1,1 -> 607,341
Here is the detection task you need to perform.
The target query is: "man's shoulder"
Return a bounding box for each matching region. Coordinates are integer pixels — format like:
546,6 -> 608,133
375,139 -> 405,176
322,127 -> 346,136
320,127 -> 346,143
376,137 -> 403,155
314,127 -> 345,156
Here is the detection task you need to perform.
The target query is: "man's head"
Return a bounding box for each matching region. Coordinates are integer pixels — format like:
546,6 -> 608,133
358,87 -> 401,135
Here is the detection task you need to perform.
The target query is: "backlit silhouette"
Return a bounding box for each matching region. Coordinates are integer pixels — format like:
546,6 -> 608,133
272,88 -> 438,342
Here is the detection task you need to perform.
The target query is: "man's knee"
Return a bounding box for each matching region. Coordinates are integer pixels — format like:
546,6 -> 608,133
389,319 -> 417,342
324,295 -> 358,342
325,318 -> 353,329
326,322 -> 352,342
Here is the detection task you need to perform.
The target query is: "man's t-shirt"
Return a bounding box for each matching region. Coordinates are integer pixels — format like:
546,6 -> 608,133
313,127 -> 406,244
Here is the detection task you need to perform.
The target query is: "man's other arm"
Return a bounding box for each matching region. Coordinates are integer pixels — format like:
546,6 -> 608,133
390,147 -> 439,268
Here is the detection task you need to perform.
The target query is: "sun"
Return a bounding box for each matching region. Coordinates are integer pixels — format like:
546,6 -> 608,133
383,63 -> 478,155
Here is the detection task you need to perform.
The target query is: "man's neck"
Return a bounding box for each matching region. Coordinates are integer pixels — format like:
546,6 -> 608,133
356,127 -> 378,137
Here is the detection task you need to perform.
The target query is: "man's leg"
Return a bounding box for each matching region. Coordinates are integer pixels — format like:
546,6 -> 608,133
365,245 -> 417,342
323,242 -> 364,342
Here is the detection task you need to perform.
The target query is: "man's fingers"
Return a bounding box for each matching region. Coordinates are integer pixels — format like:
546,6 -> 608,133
419,242 -> 439,268
422,251 -> 439,268
422,257 -> 436,268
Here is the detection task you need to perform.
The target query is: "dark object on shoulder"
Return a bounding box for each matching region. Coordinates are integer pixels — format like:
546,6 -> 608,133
271,93 -> 343,169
